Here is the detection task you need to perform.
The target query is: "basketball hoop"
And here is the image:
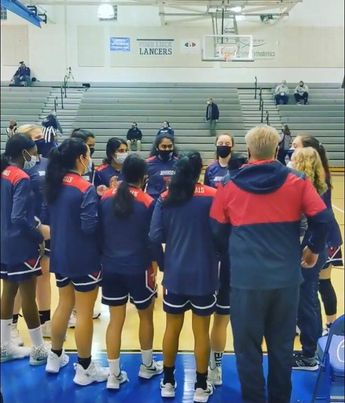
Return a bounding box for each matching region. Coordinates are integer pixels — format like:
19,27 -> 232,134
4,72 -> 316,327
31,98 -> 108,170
219,45 -> 238,62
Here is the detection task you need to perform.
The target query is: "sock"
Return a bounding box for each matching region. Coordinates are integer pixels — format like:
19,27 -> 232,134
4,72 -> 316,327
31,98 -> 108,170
210,350 -> 223,369
326,323 -> 332,329
1,319 -> 12,346
28,326 -> 44,347
51,349 -> 62,357
163,366 -> 175,385
108,358 -> 120,376
12,314 -> 19,325
78,356 -> 92,370
141,349 -> 153,367
195,371 -> 208,390
39,310 -> 51,325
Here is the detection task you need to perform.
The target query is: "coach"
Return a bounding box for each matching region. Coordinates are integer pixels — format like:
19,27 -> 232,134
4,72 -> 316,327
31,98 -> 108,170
210,126 -> 330,403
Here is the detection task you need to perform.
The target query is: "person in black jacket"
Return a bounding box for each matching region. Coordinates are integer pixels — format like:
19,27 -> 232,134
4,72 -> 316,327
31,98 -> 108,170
205,98 -> 220,136
126,122 -> 143,151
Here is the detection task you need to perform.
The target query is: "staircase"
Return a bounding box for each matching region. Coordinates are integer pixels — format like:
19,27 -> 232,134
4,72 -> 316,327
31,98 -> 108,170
238,88 -> 282,131
40,87 -> 86,136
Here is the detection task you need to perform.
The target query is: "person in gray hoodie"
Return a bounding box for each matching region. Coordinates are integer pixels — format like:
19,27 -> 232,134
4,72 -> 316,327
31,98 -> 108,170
274,80 -> 290,105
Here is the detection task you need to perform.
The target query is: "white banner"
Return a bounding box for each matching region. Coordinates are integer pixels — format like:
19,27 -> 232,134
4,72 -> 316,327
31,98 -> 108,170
137,39 -> 174,56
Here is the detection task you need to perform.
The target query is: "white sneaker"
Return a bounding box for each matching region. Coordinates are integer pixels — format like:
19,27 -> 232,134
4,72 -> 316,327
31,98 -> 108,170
46,350 -> 69,373
208,366 -> 222,386
160,379 -> 177,398
68,311 -> 77,328
194,381 -> 214,403
139,360 -> 163,379
1,343 -> 30,362
295,326 -> 301,336
106,371 -> 129,390
41,321 -> 52,338
10,324 -> 24,346
30,343 -> 49,366
73,361 -> 109,386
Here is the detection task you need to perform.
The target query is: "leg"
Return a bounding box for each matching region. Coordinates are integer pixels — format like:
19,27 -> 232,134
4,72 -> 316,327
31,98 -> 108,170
303,92 -> 309,104
210,120 -> 217,136
163,313 -> 184,368
231,288 -> 267,403
138,299 -> 154,351
192,313 -> 211,373
210,314 -> 229,365
137,140 -> 142,152
319,265 -> 337,325
294,94 -> 300,103
126,140 -> 131,151
265,286 -> 299,403
1,279 -> 19,321
19,277 -> 41,330
106,305 -> 126,360
283,95 -> 289,104
36,256 -> 51,326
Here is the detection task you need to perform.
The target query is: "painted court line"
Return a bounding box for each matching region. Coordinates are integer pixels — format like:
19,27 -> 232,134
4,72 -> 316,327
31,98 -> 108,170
332,204 -> 345,214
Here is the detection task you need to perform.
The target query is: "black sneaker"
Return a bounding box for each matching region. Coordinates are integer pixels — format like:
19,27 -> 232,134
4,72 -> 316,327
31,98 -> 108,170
292,352 -> 319,371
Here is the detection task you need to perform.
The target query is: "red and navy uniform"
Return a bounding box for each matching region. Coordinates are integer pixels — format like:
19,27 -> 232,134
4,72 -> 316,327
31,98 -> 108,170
150,183 -> 218,316
100,186 -> 159,309
47,173 -> 101,291
1,165 -> 43,281
146,155 -> 178,200
94,163 -> 123,188
26,157 -> 48,220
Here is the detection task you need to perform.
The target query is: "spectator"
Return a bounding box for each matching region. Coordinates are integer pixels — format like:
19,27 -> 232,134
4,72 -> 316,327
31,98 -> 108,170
294,81 -> 309,105
10,61 -> 31,87
157,121 -> 174,137
277,124 -> 293,165
210,125 -> 330,403
126,122 -> 143,151
206,98 -> 220,136
6,120 -> 17,138
274,80 -> 290,105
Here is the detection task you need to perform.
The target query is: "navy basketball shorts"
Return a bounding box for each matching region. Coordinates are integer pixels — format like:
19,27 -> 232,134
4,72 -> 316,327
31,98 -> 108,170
163,289 -> 216,316
101,267 -> 157,310
55,271 -> 102,292
0,256 -> 41,282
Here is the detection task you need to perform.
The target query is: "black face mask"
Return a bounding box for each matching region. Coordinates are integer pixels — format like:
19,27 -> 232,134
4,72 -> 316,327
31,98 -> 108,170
89,148 -> 95,156
35,138 -> 46,155
158,150 -> 172,161
217,146 -> 232,159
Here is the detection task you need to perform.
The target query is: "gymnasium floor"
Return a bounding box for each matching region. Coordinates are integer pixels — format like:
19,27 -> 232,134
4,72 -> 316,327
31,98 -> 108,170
1,174 -> 344,403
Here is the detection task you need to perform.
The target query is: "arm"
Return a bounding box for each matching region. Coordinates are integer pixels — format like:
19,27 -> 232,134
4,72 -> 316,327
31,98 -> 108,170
204,166 -> 211,187
80,185 -> 99,234
138,129 -> 143,140
209,186 -> 231,254
215,105 -> 220,120
147,201 -> 164,271
149,198 -> 166,244
12,179 -> 44,243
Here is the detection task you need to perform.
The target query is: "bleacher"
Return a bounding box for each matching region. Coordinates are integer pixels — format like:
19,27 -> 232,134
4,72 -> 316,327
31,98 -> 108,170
278,86 -> 344,167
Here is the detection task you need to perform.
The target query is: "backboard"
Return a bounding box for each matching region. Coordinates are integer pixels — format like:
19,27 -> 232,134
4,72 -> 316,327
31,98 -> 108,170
202,35 -> 254,62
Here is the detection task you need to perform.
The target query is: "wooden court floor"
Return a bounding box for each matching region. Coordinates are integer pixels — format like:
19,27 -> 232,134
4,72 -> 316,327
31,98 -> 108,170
16,174 -> 344,353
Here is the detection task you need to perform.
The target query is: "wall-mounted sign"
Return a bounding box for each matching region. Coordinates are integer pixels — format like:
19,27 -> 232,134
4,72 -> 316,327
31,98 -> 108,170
110,37 -> 130,52
253,39 -> 277,60
137,39 -> 174,56
180,39 -> 200,54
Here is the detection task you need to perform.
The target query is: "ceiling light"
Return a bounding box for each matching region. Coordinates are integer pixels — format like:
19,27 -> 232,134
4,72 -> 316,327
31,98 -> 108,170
230,6 -> 243,13
97,3 -> 115,20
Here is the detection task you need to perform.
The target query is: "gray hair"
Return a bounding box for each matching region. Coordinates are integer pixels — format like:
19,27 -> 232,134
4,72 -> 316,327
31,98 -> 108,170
245,125 -> 280,160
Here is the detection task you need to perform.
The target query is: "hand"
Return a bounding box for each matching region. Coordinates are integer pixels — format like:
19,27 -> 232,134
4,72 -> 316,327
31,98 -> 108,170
301,246 -> 319,268
38,241 -> 45,258
38,224 -> 50,241
97,185 -> 108,196
109,176 -> 119,189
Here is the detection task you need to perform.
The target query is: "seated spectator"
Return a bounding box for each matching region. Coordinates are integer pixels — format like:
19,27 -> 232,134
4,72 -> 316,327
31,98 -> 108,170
126,122 -> 143,151
294,81 -> 309,105
6,120 -> 17,138
157,121 -> 174,137
10,61 -> 31,87
274,80 -> 289,105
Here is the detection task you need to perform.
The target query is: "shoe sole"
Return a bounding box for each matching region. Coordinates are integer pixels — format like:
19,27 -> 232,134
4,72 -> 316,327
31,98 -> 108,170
139,368 -> 164,379
73,376 -> 108,386
46,356 -> 69,373
160,391 -> 175,398
292,366 -> 319,371
194,395 -> 212,403
1,355 -> 28,363
30,358 -> 48,366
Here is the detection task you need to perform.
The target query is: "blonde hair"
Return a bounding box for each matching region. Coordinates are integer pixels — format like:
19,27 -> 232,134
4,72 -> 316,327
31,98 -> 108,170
245,125 -> 280,160
292,147 -> 328,194
17,124 -> 43,140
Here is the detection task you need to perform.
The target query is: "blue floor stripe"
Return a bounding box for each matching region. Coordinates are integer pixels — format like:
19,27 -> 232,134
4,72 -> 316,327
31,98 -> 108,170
1,352 -> 317,403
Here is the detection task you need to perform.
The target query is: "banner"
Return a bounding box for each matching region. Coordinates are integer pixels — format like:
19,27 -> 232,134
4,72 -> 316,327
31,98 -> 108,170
110,37 -> 130,52
137,39 -> 174,56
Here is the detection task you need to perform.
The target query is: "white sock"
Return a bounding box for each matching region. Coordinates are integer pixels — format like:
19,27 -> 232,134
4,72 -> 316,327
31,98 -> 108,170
108,358 -> 120,376
210,350 -> 223,370
1,319 -> 12,346
28,326 -> 44,347
141,349 -> 153,366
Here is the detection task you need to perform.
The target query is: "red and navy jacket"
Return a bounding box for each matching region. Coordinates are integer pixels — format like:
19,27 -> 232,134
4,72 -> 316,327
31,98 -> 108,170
149,183 -> 218,296
146,155 -> 178,200
26,157 -> 48,221
210,160 -> 330,290
1,165 -> 43,265
94,163 -> 123,188
47,173 -> 100,277
100,186 -> 161,274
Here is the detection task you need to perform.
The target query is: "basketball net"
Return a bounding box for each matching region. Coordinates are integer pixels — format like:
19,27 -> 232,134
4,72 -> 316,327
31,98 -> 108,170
221,45 -> 238,62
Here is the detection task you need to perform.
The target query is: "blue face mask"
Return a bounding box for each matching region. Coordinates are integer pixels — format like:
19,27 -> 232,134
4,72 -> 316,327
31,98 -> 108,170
23,152 -> 37,170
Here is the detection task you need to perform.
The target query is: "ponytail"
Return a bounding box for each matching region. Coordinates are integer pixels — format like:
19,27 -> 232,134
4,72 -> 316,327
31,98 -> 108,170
163,151 -> 202,207
112,181 -> 134,218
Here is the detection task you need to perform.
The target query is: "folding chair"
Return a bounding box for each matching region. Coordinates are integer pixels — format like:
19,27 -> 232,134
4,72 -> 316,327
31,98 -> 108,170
312,314 -> 345,402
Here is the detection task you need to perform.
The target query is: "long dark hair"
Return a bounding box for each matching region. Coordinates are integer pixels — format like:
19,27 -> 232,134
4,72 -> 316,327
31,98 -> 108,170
104,137 -> 127,164
300,135 -> 332,187
45,138 -> 88,203
163,151 -> 202,207
71,128 -> 95,143
149,134 -> 178,157
113,154 -> 147,218
1,134 -> 35,173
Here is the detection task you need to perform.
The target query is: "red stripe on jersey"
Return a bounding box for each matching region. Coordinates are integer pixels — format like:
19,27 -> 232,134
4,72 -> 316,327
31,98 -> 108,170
95,164 -> 109,172
1,165 -> 29,185
63,173 -> 91,193
194,184 -> 217,198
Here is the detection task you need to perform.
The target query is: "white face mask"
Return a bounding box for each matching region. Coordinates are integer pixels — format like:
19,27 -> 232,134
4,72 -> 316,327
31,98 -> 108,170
23,153 -> 37,170
114,152 -> 128,165
88,158 -> 93,171
80,157 -> 91,175
286,161 -> 294,168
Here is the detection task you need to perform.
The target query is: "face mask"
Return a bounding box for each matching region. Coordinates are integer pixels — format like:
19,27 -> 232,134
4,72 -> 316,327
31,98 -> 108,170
23,152 -> 37,170
88,158 -> 93,171
80,156 -> 90,175
217,146 -> 232,159
158,150 -> 172,161
286,161 -> 294,168
114,152 -> 128,165
89,147 -> 95,157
